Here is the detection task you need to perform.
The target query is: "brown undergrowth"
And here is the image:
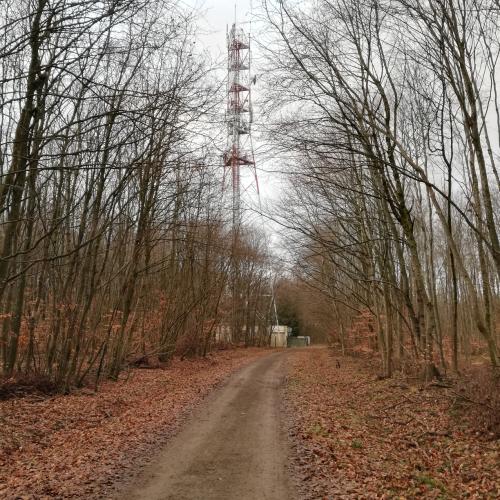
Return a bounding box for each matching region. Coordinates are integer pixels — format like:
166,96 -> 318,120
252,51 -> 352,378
0,348 -> 268,499
285,347 -> 499,499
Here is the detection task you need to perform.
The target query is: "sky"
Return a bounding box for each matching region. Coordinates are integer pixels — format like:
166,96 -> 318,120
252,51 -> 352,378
186,0 -> 255,55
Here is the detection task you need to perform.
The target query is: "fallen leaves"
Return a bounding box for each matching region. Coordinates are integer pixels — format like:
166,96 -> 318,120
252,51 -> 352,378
284,348 -> 499,499
0,348 -> 267,499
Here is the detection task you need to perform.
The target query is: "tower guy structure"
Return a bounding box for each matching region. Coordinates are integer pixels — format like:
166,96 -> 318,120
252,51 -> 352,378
224,22 -> 256,230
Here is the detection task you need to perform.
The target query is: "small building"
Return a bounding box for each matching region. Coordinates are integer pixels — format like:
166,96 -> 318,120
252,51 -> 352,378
287,336 -> 311,348
269,325 -> 292,348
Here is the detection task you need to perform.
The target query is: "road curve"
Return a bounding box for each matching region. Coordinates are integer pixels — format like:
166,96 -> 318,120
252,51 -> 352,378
120,351 -> 295,500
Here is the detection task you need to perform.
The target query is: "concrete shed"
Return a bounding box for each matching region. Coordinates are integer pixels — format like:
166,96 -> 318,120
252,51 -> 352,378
269,325 -> 291,348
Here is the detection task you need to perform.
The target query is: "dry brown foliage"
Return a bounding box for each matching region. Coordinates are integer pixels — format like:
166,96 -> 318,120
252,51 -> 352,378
0,348 -> 267,498
285,348 -> 499,499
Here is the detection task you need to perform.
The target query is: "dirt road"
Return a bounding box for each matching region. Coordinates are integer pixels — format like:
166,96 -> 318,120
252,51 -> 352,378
121,351 -> 295,500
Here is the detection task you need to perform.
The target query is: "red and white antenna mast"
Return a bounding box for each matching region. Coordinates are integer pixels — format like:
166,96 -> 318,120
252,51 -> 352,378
224,19 -> 256,230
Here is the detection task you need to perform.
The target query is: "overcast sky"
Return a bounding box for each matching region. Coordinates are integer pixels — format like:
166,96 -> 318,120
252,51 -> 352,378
186,0 -> 255,56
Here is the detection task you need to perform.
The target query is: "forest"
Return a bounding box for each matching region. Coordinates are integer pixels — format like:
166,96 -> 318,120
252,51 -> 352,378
0,0 -> 499,498
266,0 -> 500,378
0,0 -> 274,393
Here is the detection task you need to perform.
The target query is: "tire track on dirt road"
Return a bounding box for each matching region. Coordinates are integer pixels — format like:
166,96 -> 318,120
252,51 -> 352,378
119,351 -> 296,500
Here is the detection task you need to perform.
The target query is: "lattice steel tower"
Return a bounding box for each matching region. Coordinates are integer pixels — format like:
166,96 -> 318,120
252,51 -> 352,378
224,22 -> 256,229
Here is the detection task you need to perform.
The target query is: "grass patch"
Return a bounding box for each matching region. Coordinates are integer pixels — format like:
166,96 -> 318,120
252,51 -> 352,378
309,422 -> 330,438
351,439 -> 363,449
415,473 -> 447,493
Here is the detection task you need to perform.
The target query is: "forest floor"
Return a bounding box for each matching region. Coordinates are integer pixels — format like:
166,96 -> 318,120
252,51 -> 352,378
285,347 -> 499,499
2,347 -> 498,499
0,347 -> 268,499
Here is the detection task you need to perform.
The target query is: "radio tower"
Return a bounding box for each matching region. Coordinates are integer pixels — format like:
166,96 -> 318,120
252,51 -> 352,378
224,18 -> 257,342
224,21 -> 256,231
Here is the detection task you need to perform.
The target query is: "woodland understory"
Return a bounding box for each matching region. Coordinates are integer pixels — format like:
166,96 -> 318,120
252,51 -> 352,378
286,348 -> 499,499
2,346 -> 497,499
0,348 -> 267,498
